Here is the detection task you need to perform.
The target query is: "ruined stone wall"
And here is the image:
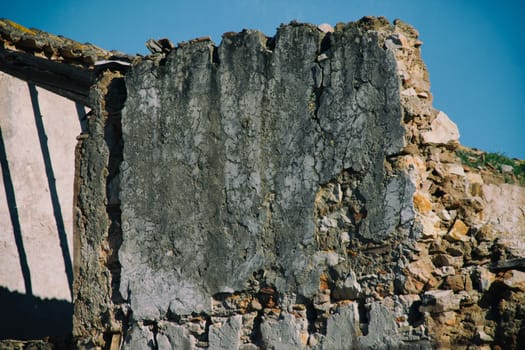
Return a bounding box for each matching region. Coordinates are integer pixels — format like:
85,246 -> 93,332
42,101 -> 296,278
118,19 -> 414,349
73,18 -> 524,349
0,16 -> 524,350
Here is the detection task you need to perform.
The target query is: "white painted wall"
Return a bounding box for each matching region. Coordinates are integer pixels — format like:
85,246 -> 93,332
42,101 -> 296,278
0,71 -> 82,301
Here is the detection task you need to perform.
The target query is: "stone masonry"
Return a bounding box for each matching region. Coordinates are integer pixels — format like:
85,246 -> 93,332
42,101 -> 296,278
0,16 -> 524,350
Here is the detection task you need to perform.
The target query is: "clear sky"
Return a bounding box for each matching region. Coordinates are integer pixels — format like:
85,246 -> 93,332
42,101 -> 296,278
3,0 -> 524,158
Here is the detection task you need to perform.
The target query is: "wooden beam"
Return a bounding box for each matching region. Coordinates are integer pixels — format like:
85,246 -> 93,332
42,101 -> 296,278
0,47 -> 95,107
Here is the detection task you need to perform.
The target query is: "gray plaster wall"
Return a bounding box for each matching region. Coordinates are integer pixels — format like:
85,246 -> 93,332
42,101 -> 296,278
120,21 -> 412,344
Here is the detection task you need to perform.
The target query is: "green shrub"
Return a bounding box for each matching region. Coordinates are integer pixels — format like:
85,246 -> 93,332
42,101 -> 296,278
456,149 -> 525,185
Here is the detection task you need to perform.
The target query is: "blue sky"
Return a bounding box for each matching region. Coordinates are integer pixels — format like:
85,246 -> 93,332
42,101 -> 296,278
4,0 -> 524,158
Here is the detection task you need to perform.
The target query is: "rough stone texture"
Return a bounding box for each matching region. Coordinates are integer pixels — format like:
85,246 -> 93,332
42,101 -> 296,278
83,17 -> 525,350
209,315 -> 242,350
1,16 -> 524,350
482,183 -> 525,258
260,313 -> 307,349
72,70 -> 126,348
420,111 -> 459,145
124,323 -> 156,350
157,323 -> 196,350
120,21 -> 408,321
323,303 -> 360,349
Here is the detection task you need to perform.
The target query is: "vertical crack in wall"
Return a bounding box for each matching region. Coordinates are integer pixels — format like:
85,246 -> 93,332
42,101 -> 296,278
73,69 -> 127,349
103,74 -> 127,349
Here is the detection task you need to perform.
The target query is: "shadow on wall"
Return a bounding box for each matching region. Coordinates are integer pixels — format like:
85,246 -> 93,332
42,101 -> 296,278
0,125 -> 33,297
28,82 -> 75,297
0,287 -> 72,340
0,75 -> 86,340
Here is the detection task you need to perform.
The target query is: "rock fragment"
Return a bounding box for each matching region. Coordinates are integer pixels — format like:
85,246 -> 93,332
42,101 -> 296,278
317,23 -> 334,33
421,111 -> 460,145
419,289 -> 462,313
446,219 -> 469,242
502,270 -> 525,290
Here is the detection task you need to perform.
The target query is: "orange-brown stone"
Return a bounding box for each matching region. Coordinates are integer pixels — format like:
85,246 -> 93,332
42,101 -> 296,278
413,191 -> 433,213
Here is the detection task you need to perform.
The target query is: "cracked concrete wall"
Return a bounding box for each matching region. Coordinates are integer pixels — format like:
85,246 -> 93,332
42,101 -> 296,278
117,20 -> 417,349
